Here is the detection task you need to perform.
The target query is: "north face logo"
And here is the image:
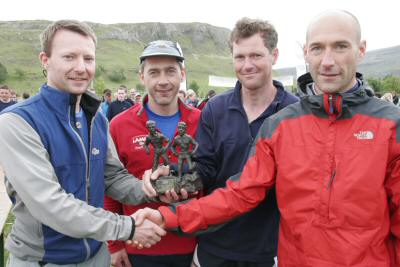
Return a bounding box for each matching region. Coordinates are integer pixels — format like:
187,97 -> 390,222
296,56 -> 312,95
354,131 -> 374,140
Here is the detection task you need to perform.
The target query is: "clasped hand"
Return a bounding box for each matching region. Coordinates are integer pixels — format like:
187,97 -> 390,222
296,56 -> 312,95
126,208 -> 165,249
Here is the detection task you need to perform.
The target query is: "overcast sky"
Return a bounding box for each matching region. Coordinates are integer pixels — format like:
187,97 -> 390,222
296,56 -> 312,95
1,0 -> 399,68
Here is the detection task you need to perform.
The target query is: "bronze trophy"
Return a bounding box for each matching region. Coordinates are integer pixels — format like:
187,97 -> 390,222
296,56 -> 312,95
145,121 -> 202,194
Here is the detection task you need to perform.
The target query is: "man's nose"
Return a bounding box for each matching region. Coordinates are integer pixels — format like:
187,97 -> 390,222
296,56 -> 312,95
74,57 -> 86,72
321,50 -> 335,67
157,72 -> 169,85
242,57 -> 255,70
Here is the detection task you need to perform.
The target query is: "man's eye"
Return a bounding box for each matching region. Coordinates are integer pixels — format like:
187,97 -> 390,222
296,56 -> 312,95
168,69 -> 177,74
309,46 -> 323,55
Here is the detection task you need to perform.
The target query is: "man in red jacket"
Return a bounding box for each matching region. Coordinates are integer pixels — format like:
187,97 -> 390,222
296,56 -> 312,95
104,40 -> 201,267
138,10 -> 400,267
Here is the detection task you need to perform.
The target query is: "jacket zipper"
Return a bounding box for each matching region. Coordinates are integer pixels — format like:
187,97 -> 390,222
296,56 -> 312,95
83,115 -> 96,261
327,169 -> 336,189
245,117 -> 255,162
327,166 -> 336,222
87,115 -> 95,204
328,94 -> 334,114
326,111 -> 336,223
68,106 -> 91,260
321,94 -> 337,223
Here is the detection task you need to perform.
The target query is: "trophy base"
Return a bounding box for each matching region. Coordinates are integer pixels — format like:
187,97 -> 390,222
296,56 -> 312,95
152,172 -> 203,194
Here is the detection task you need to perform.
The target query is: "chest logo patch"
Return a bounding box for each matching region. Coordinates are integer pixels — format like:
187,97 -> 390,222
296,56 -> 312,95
92,148 -> 100,155
131,135 -> 147,150
353,131 -> 374,140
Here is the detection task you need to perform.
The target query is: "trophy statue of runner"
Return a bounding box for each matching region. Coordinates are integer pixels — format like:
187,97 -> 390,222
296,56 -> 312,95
145,121 -> 202,194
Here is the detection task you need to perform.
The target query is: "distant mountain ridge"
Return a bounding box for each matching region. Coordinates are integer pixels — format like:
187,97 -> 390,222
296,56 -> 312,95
0,20 -> 398,94
358,45 -> 400,78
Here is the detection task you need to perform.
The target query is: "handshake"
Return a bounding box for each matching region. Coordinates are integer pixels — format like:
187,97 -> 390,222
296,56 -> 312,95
127,166 -> 194,249
127,207 -> 165,249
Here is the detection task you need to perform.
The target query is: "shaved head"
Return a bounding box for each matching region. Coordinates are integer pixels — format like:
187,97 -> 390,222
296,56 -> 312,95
306,10 -> 361,44
303,10 -> 366,94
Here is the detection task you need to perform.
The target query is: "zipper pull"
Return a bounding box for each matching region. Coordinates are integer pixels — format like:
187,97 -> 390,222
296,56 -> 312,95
328,95 -> 334,114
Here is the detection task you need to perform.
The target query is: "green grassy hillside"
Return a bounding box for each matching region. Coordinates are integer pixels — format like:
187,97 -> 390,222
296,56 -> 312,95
0,20 -> 235,96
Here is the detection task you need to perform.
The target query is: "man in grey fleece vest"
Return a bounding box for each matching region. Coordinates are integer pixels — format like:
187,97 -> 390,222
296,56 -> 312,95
0,20 -> 167,267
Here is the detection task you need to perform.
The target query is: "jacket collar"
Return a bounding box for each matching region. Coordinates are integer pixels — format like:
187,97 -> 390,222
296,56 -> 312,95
229,80 -> 288,115
137,94 -> 195,123
297,72 -> 373,116
40,83 -> 101,121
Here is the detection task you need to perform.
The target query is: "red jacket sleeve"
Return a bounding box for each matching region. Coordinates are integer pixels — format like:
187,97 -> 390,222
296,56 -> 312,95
385,134 -> 400,267
159,136 -> 277,233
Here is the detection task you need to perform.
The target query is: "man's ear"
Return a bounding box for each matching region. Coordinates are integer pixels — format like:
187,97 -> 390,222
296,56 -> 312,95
181,67 -> 186,82
39,52 -> 49,69
303,43 -> 310,64
139,71 -> 145,85
271,48 -> 279,65
357,40 -> 367,63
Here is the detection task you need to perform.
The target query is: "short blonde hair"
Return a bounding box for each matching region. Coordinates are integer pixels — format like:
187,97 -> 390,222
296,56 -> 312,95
40,20 -> 97,57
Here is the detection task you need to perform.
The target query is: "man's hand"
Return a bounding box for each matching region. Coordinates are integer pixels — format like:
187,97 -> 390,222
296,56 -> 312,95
134,207 -> 165,227
142,166 -> 189,203
111,248 -> 132,267
142,166 -> 168,197
160,189 -> 189,203
127,213 -> 166,249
